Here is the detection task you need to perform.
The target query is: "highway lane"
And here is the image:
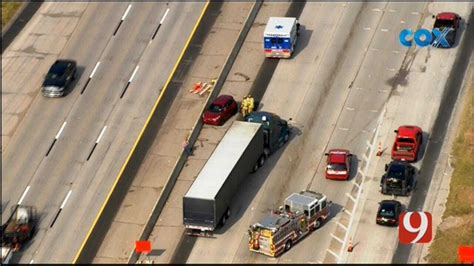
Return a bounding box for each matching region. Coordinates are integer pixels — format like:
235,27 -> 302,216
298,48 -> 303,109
2,2 -> 127,223
347,2 -> 472,264
2,2 -> 206,263
183,2 -> 434,264
23,3 -> 206,263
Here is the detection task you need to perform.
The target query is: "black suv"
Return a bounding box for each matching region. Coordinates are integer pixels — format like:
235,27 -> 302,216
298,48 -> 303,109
376,200 -> 402,226
42,59 -> 77,97
380,161 -> 416,196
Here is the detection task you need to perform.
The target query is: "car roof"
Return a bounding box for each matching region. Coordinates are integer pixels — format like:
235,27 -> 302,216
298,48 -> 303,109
397,125 -> 420,138
380,200 -> 401,205
328,149 -> 349,164
436,12 -> 458,20
212,95 -> 233,105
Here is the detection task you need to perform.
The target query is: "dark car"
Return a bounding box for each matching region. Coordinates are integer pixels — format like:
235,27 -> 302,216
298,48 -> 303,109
432,12 -> 461,48
380,161 -> 416,196
203,95 -> 238,126
324,149 -> 352,180
376,200 -> 402,226
42,59 -> 77,97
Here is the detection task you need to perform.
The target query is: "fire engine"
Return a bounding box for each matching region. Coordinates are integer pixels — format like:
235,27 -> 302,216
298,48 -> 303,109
248,190 -> 330,257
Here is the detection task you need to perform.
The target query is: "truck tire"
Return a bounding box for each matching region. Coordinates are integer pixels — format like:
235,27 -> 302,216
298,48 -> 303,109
315,218 -> 322,229
226,208 -> 231,219
252,163 -> 259,173
258,155 -> 266,167
221,215 -> 227,226
284,240 -> 292,251
284,133 -> 289,143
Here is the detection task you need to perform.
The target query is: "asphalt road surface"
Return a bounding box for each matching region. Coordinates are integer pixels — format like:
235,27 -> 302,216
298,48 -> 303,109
175,2 -> 471,264
2,2 -> 205,263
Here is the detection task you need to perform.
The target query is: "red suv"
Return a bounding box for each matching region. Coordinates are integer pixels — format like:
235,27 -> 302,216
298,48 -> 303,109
325,149 -> 352,180
202,95 -> 238,126
391,125 -> 423,162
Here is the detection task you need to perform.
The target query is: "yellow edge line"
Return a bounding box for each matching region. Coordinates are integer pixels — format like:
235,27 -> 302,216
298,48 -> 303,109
73,1 -> 210,263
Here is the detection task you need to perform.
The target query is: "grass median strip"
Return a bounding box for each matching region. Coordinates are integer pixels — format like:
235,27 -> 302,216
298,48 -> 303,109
427,72 -> 474,263
1,2 -> 23,29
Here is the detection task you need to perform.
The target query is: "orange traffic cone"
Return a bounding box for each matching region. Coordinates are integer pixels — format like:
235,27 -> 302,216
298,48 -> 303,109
376,142 -> 383,156
347,238 -> 354,252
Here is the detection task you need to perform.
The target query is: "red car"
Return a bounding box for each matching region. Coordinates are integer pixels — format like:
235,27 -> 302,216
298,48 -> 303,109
432,12 -> 461,48
391,125 -> 423,162
325,149 -> 352,180
202,95 -> 238,126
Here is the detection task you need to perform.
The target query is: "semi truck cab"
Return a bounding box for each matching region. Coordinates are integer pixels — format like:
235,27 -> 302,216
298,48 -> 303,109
245,111 -> 290,153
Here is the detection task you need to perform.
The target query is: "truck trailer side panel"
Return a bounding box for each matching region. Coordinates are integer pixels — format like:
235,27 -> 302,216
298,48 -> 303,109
214,125 -> 264,226
184,121 -> 264,231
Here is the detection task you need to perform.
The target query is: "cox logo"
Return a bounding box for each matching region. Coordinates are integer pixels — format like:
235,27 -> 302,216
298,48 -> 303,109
399,211 -> 432,244
399,28 -> 453,48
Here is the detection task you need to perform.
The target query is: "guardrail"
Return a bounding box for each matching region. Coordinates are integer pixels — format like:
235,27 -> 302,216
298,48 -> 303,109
127,1 -> 263,263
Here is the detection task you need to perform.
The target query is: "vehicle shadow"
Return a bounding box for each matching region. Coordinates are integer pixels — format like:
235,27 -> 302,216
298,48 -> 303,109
65,65 -> 85,96
214,125 -> 302,234
348,154 -> 360,181
292,26 -> 312,58
416,131 -> 430,163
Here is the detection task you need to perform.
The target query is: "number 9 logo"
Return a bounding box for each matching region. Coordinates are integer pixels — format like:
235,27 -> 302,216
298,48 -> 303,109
399,211 -> 432,244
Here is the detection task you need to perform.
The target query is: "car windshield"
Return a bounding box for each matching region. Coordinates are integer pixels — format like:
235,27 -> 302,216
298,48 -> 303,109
379,205 -> 396,218
47,64 -> 66,79
387,165 -> 405,179
434,19 -> 455,29
396,138 -> 415,144
328,163 -> 346,171
208,104 -> 223,113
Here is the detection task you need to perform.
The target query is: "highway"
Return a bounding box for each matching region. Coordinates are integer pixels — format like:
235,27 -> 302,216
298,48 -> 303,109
2,1 -> 471,264
150,2 -> 471,264
2,2 -> 206,263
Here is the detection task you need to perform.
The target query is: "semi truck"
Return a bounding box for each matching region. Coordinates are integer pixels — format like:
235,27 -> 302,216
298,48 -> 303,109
248,190 -> 330,257
1,205 -> 37,263
183,113 -> 290,236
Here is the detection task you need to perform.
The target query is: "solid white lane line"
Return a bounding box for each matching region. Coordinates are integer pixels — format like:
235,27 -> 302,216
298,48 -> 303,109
60,190 -> 72,209
89,61 -> 101,78
129,66 -> 139,82
331,233 -> 344,244
18,186 -> 31,205
160,8 -> 170,24
96,126 -> 107,143
122,4 -> 132,20
55,122 -> 67,139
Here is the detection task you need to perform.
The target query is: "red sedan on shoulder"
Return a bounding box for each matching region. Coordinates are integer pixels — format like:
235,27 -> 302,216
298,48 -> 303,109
202,95 -> 238,126
325,149 -> 352,180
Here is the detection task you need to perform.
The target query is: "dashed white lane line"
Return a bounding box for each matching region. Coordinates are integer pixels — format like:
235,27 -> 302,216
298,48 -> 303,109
55,122 -> 67,139
89,61 -> 101,78
160,8 -> 170,24
129,65 -> 139,83
96,126 -> 107,143
363,27 -> 371,31
381,28 -> 389,32
121,4 -> 132,21
60,190 -> 73,209
18,186 -> 31,205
